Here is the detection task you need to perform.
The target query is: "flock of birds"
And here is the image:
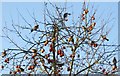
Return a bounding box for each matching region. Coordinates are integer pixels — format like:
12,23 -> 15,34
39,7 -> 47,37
30,12 -> 71,32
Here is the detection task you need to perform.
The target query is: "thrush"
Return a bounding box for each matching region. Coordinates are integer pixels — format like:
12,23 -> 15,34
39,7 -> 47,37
31,24 -> 39,32
20,67 -> 24,72
82,26 -> 87,31
68,36 -> 73,42
2,50 -> 7,57
101,35 -> 109,41
112,65 -> 117,70
113,57 -> 117,65
31,49 -> 37,53
112,57 -> 117,70
63,13 -> 71,21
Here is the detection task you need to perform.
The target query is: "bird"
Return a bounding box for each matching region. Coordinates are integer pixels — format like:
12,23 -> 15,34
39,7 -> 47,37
68,36 -> 73,42
101,35 -> 109,41
89,41 -> 98,47
20,67 -> 24,72
31,49 -> 37,53
31,24 -> 39,32
113,57 -> 117,65
112,65 -> 117,70
2,50 -> 7,57
63,13 -> 71,21
112,57 -> 117,70
82,26 -> 87,32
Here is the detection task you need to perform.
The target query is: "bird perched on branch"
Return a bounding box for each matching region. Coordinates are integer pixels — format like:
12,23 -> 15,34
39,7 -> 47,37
63,13 -> 71,21
31,24 -> 39,32
68,35 -> 74,43
1,50 -> 7,57
113,57 -> 117,65
82,26 -> 86,31
20,67 -> 24,72
112,57 -> 117,70
31,49 -> 37,53
101,35 -> 109,41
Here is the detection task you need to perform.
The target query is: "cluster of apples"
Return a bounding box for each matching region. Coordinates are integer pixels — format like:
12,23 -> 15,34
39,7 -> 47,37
57,46 -> 66,57
57,49 -> 64,57
89,41 -> 98,47
102,68 -> 108,75
81,9 -> 89,21
15,65 -> 24,73
48,59 -> 54,64
82,22 -> 96,34
28,65 -> 35,70
44,40 -> 48,46
49,44 -> 54,52
44,38 -> 56,46
9,65 -> 24,74
70,53 -> 75,58
81,6 -> 97,35
98,67 -> 108,75
55,69 -> 61,74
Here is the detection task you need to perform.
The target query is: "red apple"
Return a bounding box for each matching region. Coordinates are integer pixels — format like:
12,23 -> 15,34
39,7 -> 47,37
60,52 -> 64,57
91,16 -> 95,20
102,69 -> 105,73
62,46 -> 66,49
0,65 -> 4,69
16,65 -> 21,68
40,49 -> 45,53
4,58 -> 9,63
50,44 -> 52,48
57,49 -> 62,55
49,47 -> 53,52
67,67 -> 71,71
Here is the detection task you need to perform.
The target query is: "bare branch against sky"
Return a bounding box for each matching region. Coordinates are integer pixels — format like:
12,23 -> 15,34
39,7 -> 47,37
0,1 -> 120,76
